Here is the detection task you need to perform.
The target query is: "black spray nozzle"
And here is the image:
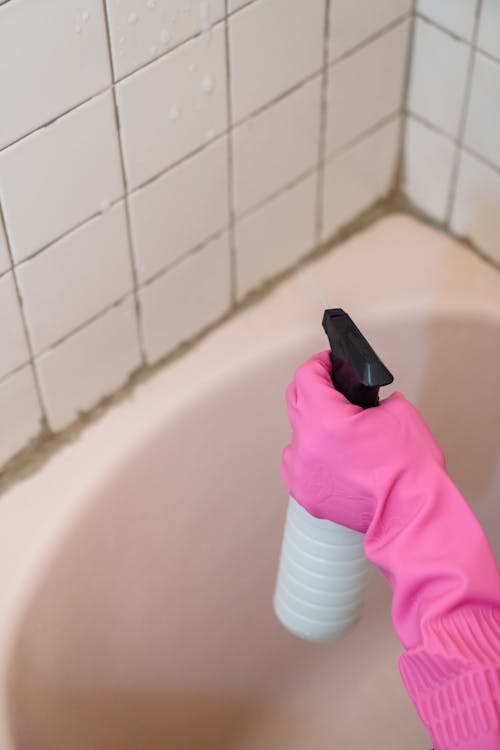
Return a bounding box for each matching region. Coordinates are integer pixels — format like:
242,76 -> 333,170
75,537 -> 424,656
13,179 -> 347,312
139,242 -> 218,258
322,309 -> 393,409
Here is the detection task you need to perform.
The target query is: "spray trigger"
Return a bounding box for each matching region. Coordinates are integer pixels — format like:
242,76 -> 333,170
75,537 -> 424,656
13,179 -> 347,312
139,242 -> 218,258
322,309 -> 393,409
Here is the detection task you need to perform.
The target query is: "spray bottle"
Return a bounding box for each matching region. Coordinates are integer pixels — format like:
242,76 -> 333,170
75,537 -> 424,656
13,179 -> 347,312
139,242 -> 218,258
274,309 -> 393,641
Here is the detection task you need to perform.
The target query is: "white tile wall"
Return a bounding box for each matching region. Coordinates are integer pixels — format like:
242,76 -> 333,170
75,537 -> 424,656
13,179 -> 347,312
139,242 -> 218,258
404,117 -> 455,222
0,0 -> 416,469
0,0 -> 111,149
416,0 -> 477,41
322,118 -> 400,241
0,365 -> 42,466
139,233 -> 231,364
117,23 -> 227,189
451,152 -> 500,265
105,0 -> 225,80
408,19 -> 470,138
129,137 -> 229,282
326,19 -> 409,156
0,92 -> 124,262
0,218 -> 10,275
477,0 -> 500,61
235,174 -> 317,298
464,53 -> 500,168
228,0 -> 325,122
232,77 -> 321,216
329,0 -> 411,60
0,272 -> 29,379
403,0 -> 500,269
36,297 -> 141,430
16,204 -> 134,353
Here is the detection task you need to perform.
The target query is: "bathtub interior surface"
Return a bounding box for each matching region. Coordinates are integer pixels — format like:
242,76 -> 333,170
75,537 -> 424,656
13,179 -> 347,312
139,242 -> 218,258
1,215 -> 500,750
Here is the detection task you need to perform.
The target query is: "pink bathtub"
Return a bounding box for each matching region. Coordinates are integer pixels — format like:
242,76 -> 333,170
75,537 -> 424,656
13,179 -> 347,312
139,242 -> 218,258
0,215 -> 499,749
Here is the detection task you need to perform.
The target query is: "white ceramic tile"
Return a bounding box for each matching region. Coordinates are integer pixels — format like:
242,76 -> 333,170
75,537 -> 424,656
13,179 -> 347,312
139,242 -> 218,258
0,93 -> 124,263
477,0 -> 500,61
229,0 -> 325,122
0,272 -> 29,379
329,0 -> 411,60
451,152 -> 500,265
408,19 -> 470,138
464,53 -> 500,168
0,0 -> 111,149
417,0 -> 477,40
129,137 -> 228,282
0,365 -> 42,466
403,117 -> 455,222
117,24 -> 227,189
16,204 -> 134,354
0,219 -> 10,274
36,297 -> 141,431
106,0 -> 225,80
322,118 -> 400,241
326,19 -> 409,156
232,77 -> 321,216
235,174 -> 316,299
139,232 -> 231,363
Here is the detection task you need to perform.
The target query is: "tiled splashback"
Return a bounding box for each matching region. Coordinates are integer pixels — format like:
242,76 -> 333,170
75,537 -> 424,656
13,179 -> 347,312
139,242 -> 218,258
404,0 -> 500,266
0,0 -> 411,469
3,0 -> 500,475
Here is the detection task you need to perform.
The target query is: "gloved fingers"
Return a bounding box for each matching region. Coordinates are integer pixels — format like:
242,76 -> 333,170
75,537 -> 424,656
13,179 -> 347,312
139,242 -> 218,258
293,351 -> 362,414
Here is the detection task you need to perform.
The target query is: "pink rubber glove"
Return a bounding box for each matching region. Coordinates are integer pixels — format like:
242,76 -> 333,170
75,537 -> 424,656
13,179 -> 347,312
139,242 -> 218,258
281,352 -> 500,750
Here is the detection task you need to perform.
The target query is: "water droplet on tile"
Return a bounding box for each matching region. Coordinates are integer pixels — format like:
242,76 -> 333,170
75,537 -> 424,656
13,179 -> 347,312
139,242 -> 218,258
160,28 -> 171,45
150,45 -> 158,55
169,103 -> 181,121
82,9 -> 90,22
188,63 -> 196,72
100,199 -> 111,213
128,11 -> 139,24
75,24 -> 82,34
146,0 -> 156,7
205,127 -> 215,141
119,35 -> 126,45
201,73 -> 214,93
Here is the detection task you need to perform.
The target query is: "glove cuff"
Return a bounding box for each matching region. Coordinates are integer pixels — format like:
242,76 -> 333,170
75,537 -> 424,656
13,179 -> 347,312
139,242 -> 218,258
399,607 -> 500,749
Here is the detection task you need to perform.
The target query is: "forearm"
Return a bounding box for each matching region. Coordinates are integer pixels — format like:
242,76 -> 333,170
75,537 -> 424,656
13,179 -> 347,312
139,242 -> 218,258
364,469 -> 500,749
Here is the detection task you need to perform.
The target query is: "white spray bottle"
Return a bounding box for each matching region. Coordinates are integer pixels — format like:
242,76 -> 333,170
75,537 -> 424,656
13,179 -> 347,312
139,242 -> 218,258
274,309 -> 394,641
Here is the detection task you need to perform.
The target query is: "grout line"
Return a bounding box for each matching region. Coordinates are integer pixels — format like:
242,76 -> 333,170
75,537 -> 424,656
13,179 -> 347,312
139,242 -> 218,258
409,111 -> 500,177
101,0 -> 146,363
229,165 -> 319,221
0,85 -> 111,155
444,0 -> 483,225
415,11 -> 473,43
323,110 -> 402,167
223,1 -> 237,303
393,0 -> 417,193
140,224 -> 231,288
127,131 -> 229,194
13,197 -> 125,268
32,293 -> 136,362
329,11 -> 412,66
0,205 -> 48,429
313,0 -> 332,246
232,69 -> 323,127
226,0 -> 258,15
